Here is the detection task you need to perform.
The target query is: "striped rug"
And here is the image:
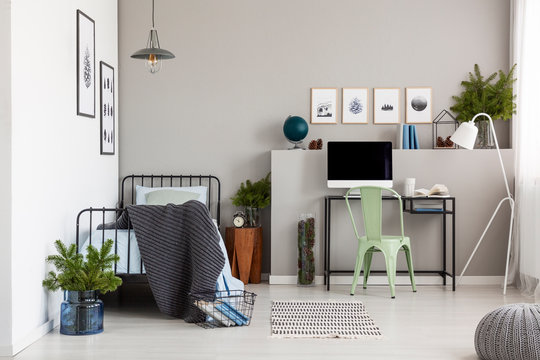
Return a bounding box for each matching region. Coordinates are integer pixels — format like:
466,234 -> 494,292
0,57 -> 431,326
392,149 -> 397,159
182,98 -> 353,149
271,300 -> 382,339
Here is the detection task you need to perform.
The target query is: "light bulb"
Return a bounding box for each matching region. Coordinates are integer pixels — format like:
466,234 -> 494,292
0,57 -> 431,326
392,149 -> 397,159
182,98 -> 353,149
145,53 -> 162,74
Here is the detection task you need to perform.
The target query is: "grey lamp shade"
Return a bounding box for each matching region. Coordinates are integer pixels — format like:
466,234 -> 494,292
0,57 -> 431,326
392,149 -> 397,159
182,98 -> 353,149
131,47 -> 175,60
450,121 -> 478,149
130,29 -> 175,60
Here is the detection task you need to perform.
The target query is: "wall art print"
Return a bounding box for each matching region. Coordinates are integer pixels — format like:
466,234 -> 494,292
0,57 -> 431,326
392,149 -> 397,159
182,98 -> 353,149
77,10 -> 95,118
311,88 -> 337,124
373,88 -> 400,124
100,62 -> 115,155
342,88 -> 369,124
406,87 -> 432,124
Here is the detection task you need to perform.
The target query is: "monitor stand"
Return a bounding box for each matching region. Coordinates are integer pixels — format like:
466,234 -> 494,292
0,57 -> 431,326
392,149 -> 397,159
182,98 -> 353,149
346,188 -> 361,197
343,186 -> 398,198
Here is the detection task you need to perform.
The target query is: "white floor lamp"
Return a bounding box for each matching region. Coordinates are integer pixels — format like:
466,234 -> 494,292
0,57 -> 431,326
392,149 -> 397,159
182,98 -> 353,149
450,112 -> 514,295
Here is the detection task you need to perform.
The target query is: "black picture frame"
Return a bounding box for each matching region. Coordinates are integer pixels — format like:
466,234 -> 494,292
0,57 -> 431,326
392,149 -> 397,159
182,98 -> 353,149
76,10 -> 95,118
100,62 -> 115,155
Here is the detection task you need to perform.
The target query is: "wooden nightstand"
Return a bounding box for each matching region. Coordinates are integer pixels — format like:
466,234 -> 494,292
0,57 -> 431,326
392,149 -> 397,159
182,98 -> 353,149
225,227 -> 263,284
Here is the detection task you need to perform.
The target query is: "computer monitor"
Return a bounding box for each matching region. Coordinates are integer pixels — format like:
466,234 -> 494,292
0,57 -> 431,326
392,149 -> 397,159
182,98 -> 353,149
327,141 -> 393,189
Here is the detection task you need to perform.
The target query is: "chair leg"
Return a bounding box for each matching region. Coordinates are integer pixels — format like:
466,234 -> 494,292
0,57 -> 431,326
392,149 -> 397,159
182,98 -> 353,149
385,254 -> 397,298
351,245 -> 366,296
363,250 -> 373,289
404,245 -> 417,292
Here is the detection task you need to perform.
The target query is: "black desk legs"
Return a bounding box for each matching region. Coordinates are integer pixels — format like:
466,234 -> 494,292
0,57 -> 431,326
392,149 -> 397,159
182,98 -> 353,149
324,198 -> 328,286
325,198 -> 331,291
323,196 -> 456,292
443,201 -> 447,286
452,199 -> 456,291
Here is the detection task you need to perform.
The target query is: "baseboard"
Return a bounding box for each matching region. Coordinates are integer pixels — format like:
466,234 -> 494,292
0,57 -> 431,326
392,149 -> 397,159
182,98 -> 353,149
0,345 -> 13,357
457,276 -> 505,285
269,275 -> 506,286
10,313 -> 58,356
269,276 -> 325,285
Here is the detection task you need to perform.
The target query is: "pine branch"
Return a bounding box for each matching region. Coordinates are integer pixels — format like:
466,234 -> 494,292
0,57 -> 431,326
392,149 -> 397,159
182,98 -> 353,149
43,239 -> 122,293
451,64 -> 517,122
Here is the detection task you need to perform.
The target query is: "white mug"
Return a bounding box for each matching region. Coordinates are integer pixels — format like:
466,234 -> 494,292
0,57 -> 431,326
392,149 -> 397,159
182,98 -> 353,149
404,178 -> 415,197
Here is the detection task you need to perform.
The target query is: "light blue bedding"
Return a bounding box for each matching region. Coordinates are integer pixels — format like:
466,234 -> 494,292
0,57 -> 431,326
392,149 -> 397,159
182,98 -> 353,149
81,222 -> 244,292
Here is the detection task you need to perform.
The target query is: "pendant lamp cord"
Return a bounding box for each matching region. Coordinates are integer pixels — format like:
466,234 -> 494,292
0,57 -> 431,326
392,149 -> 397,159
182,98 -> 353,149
152,0 -> 155,28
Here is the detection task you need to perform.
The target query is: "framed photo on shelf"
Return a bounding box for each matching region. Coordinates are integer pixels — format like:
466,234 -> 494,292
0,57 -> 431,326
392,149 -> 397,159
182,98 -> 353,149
373,88 -> 400,124
76,10 -> 95,118
406,87 -> 432,124
100,62 -> 115,155
342,88 -> 368,124
311,88 -> 337,124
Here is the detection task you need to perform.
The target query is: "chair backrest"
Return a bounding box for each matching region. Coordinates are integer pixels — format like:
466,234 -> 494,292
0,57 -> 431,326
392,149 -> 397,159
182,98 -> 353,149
345,186 -> 405,243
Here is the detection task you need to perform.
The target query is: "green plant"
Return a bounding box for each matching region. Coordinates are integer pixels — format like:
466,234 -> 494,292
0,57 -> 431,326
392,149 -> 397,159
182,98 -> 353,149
450,64 -> 517,122
42,239 -> 122,293
231,172 -> 271,209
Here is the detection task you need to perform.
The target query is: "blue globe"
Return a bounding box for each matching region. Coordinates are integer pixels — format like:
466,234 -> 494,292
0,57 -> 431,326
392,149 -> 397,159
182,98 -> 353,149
283,116 -> 308,143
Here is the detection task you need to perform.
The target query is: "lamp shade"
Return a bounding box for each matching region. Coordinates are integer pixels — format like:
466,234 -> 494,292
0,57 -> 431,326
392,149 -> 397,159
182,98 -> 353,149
450,121 -> 478,149
131,47 -> 175,60
131,30 -> 175,60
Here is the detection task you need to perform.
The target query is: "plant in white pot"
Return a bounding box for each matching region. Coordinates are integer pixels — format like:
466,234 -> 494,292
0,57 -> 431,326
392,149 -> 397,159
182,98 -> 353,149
43,239 -> 122,335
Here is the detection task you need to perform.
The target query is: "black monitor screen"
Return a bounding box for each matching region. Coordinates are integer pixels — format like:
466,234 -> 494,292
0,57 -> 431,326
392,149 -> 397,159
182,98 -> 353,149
327,141 -> 393,180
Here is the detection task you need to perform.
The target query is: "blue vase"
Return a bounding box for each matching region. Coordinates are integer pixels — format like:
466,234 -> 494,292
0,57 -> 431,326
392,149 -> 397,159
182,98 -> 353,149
60,290 -> 104,335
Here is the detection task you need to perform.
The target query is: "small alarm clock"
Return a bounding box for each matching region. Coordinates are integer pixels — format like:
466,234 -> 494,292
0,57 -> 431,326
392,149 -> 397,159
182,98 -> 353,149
232,211 -> 247,228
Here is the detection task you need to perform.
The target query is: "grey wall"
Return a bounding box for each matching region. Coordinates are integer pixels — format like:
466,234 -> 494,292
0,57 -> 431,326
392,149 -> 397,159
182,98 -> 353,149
271,149 -> 514,278
118,0 -> 511,274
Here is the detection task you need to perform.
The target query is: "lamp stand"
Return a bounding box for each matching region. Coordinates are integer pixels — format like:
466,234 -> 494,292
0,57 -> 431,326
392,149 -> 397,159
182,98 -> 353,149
457,113 -> 514,295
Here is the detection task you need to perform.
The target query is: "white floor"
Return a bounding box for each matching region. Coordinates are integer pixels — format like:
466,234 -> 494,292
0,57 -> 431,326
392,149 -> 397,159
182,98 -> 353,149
13,283 -> 533,360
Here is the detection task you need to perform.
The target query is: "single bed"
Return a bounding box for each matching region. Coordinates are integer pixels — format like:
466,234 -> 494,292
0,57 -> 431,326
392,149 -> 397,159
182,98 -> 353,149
76,174 -> 246,321
76,174 -> 222,281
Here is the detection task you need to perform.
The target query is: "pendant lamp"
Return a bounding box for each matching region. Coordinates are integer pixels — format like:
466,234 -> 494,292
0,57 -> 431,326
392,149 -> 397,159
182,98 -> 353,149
131,0 -> 175,74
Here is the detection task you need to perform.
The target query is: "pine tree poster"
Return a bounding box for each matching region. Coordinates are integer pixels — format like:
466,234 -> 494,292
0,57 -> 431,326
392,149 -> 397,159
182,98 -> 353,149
77,10 -> 95,118
100,62 -> 115,155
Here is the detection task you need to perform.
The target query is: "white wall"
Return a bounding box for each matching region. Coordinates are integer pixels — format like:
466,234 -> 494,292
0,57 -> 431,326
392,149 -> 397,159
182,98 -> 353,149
7,0 -> 118,355
0,0 -> 12,355
118,0 -> 511,274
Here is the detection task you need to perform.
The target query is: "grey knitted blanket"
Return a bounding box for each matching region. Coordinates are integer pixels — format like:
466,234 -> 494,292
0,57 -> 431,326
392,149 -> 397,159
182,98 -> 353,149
112,201 -> 225,321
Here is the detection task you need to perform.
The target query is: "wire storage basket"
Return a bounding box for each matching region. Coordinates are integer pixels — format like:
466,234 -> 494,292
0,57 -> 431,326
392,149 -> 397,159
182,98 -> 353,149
190,290 -> 257,329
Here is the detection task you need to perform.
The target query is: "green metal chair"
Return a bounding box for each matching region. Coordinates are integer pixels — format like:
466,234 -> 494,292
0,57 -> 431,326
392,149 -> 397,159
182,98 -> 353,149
345,186 -> 416,298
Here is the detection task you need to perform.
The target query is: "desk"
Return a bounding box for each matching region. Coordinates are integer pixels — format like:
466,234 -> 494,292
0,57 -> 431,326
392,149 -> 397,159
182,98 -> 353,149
324,195 -> 456,291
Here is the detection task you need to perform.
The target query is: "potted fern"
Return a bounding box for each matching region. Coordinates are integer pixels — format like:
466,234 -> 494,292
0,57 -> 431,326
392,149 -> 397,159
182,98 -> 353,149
450,64 -> 517,148
43,239 -> 122,335
231,173 -> 271,227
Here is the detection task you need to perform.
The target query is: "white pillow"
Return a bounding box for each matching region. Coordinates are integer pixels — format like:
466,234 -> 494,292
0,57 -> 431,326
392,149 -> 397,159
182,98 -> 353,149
135,185 -> 207,205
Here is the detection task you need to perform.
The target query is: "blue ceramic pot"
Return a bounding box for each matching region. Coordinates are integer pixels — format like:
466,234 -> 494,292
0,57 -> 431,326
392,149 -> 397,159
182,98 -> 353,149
60,290 -> 104,335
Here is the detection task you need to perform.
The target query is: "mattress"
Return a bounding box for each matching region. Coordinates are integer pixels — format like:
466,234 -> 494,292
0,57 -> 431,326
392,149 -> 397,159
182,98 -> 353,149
80,222 -> 244,292
80,229 -> 144,274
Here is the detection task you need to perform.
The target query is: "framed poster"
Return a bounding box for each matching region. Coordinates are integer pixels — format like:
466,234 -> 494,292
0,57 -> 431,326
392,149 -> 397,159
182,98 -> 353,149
311,88 -> 337,124
77,10 -> 95,118
100,62 -> 115,155
373,88 -> 400,124
406,87 -> 433,124
342,88 -> 368,124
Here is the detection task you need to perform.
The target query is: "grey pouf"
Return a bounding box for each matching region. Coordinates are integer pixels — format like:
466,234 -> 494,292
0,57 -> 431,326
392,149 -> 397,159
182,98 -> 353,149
475,303 -> 540,360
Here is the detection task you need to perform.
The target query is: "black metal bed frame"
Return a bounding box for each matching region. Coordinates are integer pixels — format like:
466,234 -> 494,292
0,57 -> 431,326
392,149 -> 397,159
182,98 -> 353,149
75,174 -> 221,282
